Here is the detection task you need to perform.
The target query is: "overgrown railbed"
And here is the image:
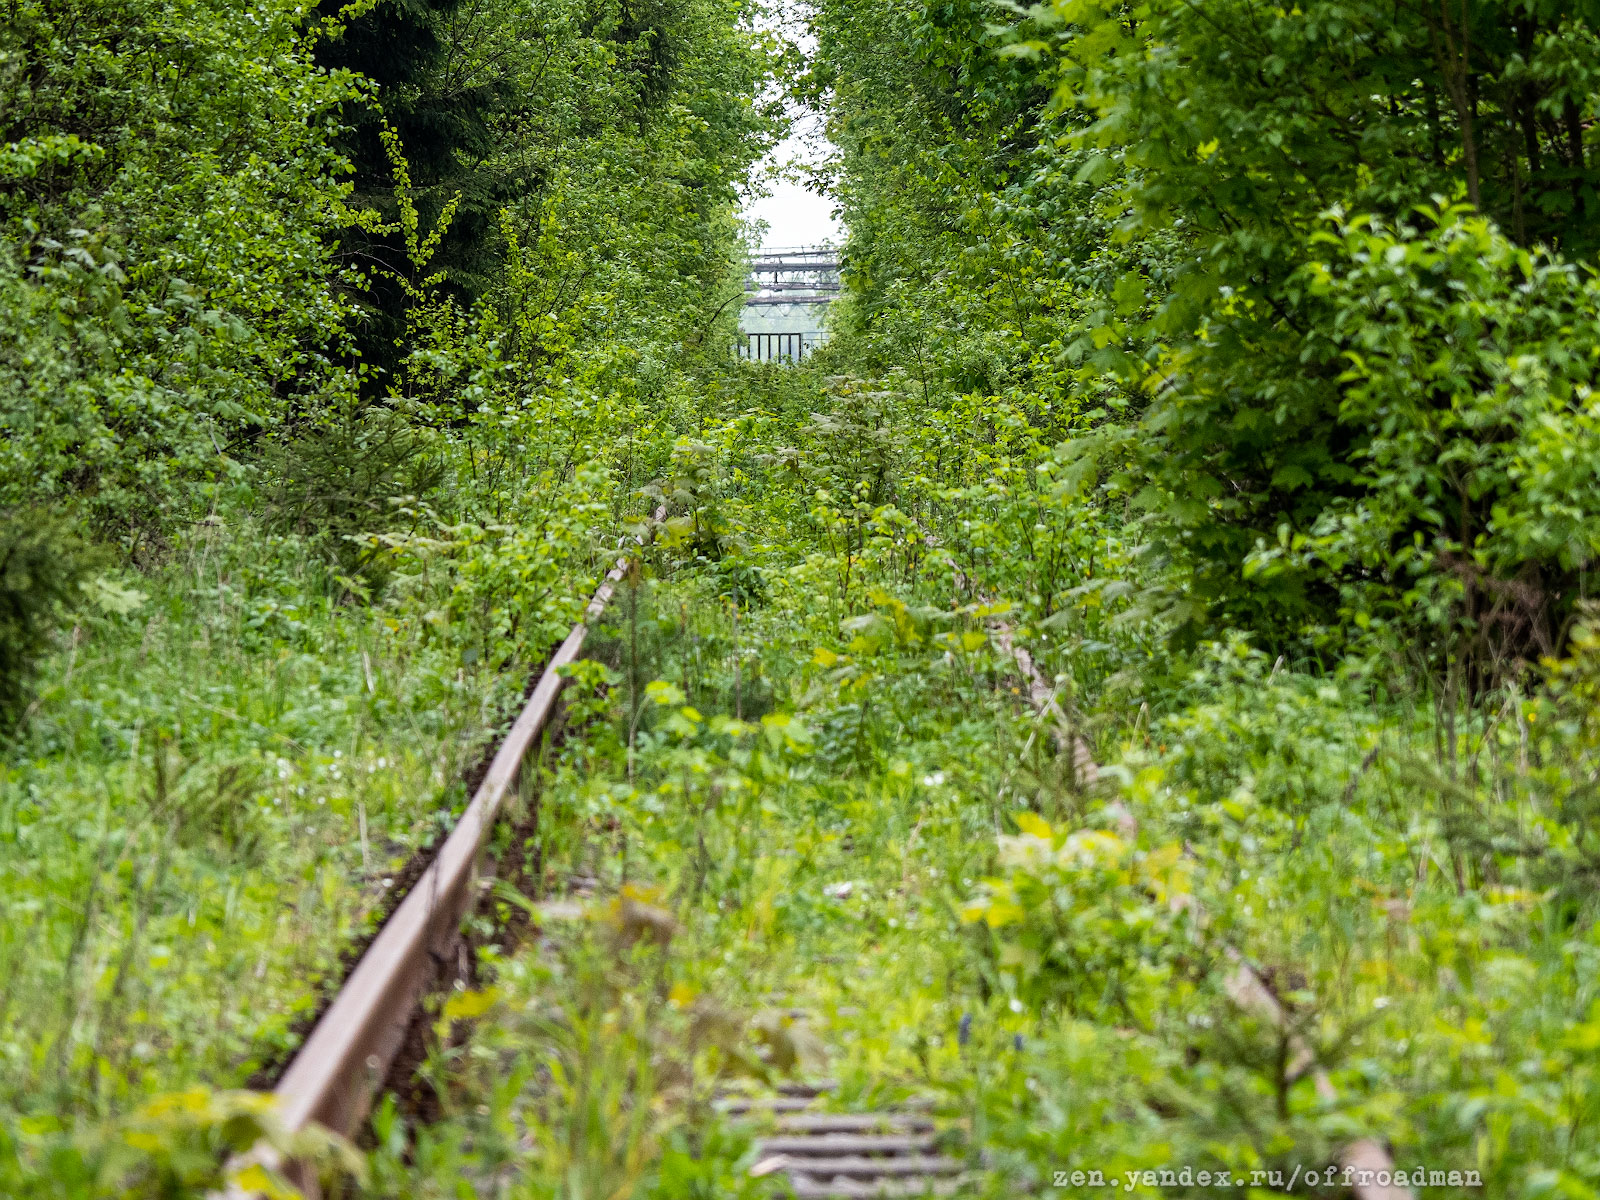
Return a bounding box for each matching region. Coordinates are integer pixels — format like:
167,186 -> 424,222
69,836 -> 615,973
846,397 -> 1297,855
345,369 -> 1599,1199
9,0 -> 1600,1194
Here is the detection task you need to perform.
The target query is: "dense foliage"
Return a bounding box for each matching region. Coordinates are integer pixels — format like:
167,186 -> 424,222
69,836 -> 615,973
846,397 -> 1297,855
813,0 -> 1600,668
0,0 -> 361,536
767,0 -> 1600,1194
7,0 -> 1600,1196
1043,0 -> 1600,658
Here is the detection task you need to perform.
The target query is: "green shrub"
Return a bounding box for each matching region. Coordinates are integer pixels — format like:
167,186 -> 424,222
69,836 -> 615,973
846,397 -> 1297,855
1025,0 -> 1600,662
1131,206 -> 1600,665
263,405 -> 445,577
961,814 -> 1198,1021
0,0 -> 360,533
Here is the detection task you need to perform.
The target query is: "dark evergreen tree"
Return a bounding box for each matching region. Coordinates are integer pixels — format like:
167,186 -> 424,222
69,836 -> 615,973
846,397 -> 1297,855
314,0 -> 513,387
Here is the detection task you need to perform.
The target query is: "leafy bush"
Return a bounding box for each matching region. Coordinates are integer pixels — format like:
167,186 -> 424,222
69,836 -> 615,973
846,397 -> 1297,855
0,0 -> 361,533
263,404 -> 445,576
962,815 -> 1197,1021
374,459 -> 611,666
1127,205 -> 1600,663
1024,0 -> 1600,660
815,0 -> 1600,675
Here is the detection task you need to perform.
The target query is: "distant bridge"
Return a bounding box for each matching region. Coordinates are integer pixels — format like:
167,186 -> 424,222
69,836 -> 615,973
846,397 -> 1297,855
738,331 -> 820,363
738,245 -> 838,363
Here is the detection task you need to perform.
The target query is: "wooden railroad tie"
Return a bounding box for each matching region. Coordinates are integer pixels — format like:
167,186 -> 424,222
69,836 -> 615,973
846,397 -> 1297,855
729,1081 -> 972,1200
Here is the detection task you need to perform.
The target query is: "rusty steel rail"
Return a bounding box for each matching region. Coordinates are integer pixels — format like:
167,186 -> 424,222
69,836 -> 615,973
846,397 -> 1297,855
230,539 -> 650,1196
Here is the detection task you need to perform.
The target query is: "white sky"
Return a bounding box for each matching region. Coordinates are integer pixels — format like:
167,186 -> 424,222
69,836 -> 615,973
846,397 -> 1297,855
744,117 -> 840,247
742,4 -> 841,250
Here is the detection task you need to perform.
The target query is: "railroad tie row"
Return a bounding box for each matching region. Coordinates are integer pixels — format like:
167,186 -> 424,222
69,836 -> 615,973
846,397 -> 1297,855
733,1081 -> 971,1200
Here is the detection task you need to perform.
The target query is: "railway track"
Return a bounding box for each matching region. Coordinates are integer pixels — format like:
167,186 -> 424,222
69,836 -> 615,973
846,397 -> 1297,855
228,535 -> 984,1200
745,1095 -> 969,1198
229,520 -> 980,1200
224,502 -> 1412,1199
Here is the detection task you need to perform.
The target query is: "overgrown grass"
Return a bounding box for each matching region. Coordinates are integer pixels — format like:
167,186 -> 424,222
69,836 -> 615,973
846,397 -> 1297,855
0,517 -> 546,1120
9,359 -> 1594,1196
359,504 -> 1041,1198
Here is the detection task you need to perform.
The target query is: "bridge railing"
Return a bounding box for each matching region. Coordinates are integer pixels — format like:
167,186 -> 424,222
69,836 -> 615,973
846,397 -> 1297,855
737,331 -> 817,363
